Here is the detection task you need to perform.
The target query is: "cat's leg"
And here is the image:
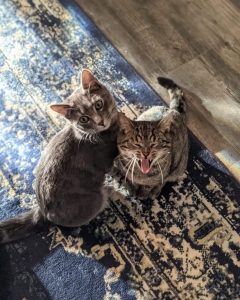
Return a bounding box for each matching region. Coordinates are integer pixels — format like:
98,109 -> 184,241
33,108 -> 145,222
135,183 -> 167,199
149,184 -> 165,198
118,179 -> 161,200
135,185 -> 155,200
99,185 -> 115,210
165,172 -> 187,185
122,180 -> 138,197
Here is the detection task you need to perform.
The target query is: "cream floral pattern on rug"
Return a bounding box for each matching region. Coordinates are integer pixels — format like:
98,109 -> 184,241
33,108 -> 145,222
0,1 -> 239,299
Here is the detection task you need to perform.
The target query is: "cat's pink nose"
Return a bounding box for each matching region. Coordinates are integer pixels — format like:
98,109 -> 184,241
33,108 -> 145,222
96,119 -> 104,126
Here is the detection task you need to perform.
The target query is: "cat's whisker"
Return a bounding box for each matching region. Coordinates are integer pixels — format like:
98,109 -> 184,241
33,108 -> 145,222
125,157 -> 135,183
120,156 -> 132,168
129,159 -> 134,183
86,130 -> 99,143
73,124 -> 100,144
125,159 -> 134,181
156,160 -> 164,185
131,157 -> 137,184
120,156 -> 130,165
153,151 -> 170,165
123,160 -> 132,168
123,156 -> 132,163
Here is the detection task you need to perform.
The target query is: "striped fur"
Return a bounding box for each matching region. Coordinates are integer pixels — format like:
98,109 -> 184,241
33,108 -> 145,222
114,77 -> 188,199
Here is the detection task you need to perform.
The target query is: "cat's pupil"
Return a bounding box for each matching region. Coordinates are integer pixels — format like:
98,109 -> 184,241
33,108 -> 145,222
95,100 -> 103,110
80,116 -> 89,123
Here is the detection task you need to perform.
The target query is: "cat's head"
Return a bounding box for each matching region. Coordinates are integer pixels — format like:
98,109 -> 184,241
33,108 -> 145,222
117,113 -> 176,174
50,69 -> 117,134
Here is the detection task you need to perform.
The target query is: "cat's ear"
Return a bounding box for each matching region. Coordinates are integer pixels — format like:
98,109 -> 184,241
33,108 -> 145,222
80,69 -> 101,91
118,112 -> 133,133
50,104 -> 72,117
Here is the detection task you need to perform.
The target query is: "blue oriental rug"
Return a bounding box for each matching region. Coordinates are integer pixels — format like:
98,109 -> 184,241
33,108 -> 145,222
0,1 -> 240,299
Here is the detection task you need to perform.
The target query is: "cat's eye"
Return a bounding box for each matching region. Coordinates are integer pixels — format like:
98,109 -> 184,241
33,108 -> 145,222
150,143 -> 157,148
120,145 -> 128,149
79,116 -> 89,123
134,143 -> 142,148
95,100 -> 103,111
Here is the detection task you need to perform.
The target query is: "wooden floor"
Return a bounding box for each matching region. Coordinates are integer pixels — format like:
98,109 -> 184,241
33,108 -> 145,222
76,0 -> 240,181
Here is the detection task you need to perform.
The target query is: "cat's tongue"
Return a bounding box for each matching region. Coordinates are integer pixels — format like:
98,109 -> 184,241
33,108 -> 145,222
140,158 -> 150,174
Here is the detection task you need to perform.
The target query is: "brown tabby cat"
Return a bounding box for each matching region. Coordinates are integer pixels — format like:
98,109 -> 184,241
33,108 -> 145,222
114,78 -> 188,199
0,69 -> 119,243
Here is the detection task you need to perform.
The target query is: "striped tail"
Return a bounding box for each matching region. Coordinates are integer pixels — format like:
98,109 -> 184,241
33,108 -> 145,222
0,207 -> 46,244
157,77 -> 186,114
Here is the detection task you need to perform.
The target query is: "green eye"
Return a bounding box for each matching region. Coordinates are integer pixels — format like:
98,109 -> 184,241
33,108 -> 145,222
79,116 -> 89,123
95,100 -> 103,110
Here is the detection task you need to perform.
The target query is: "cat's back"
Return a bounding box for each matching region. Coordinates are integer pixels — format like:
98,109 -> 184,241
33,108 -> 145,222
35,126 -> 74,175
36,124 -> 118,200
137,106 -> 169,121
35,126 -> 75,197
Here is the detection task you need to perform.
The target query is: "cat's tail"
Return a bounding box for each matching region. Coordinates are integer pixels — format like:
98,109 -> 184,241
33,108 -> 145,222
157,77 -> 186,114
0,207 -> 47,244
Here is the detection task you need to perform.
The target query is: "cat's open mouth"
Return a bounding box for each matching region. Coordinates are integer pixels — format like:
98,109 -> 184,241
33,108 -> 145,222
139,158 -> 152,174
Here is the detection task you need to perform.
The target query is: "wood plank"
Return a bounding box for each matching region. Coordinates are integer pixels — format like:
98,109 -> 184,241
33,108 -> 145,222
167,58 -> 240,179
76,0 -> 240,181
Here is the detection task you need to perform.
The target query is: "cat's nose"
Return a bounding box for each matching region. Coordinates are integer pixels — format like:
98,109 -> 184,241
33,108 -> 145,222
95,119 -> 104,126
98,120 -> 104,127
141,149 -> 150,158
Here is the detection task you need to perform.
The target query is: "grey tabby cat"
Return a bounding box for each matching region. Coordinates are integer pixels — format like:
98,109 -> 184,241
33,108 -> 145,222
0,69 -> 119,243
114,78 -> 188,199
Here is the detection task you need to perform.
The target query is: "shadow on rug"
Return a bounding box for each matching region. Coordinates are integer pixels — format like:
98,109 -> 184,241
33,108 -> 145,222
0,0 -> 239,299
